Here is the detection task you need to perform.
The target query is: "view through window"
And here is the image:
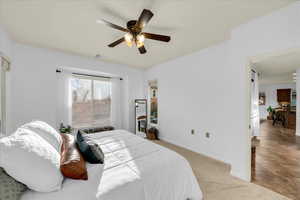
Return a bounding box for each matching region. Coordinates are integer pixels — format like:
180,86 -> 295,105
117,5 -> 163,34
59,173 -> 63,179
71,75 -> 111,128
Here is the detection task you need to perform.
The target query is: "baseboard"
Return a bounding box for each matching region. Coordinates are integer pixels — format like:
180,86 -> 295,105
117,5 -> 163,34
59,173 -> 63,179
158,135 -> 231,170
157,135 -> 253,181
230,169 -> 251,182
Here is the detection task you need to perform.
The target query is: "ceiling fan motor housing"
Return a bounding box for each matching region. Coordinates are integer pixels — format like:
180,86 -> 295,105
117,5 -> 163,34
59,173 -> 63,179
127,20 -> 141,35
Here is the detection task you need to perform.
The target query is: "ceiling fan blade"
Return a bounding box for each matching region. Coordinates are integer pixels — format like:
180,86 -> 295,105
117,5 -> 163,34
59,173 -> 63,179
97,19 -> 128,32
138,45 -> 147,54
143,32 -> 171,42
108,37 -> 125,47
135,9 -> 154,29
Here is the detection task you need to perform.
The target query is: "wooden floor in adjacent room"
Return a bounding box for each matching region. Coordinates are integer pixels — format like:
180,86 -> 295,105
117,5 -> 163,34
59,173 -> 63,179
252,120 -> 300,200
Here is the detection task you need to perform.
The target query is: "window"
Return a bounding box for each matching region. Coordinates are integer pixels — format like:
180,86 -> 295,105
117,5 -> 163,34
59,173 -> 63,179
148,80 -> 158,125
71,74 -> 111,128
150,87 -> 158,124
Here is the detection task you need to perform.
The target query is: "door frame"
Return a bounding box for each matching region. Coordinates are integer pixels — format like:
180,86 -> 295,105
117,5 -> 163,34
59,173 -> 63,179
245,59 -> 253,182
0,52 -> 10,135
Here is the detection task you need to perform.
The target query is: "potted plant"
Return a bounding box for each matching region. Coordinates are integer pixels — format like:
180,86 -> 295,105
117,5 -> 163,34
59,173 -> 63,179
59,123 -> 72,134
266,106 -> 274,120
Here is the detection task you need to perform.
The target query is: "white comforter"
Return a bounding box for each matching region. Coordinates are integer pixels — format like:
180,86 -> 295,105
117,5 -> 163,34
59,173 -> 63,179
21,130 -> 202,200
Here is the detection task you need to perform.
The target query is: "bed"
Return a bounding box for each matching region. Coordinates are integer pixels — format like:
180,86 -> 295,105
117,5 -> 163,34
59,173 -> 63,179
21,130 -> 202,200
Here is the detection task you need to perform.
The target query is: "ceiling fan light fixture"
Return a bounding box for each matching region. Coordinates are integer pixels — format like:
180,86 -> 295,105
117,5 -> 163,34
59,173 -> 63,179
136,34 -> 145,48
137,34 -> 145,43
126,41 -> 133,47
136,41 -> 144,48
124,33 -> 133,47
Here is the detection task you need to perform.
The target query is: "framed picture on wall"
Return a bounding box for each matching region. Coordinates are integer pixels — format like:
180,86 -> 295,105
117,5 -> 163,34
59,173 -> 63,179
259,92 -> 266,105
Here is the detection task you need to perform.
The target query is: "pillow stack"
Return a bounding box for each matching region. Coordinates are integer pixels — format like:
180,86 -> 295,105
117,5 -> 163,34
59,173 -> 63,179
0,121 -> 105,196
0,121 -> 63,192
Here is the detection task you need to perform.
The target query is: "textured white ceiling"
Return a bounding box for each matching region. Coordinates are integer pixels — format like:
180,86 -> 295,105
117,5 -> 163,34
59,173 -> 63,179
0,0 -> 296,68
252,48 -> 300,85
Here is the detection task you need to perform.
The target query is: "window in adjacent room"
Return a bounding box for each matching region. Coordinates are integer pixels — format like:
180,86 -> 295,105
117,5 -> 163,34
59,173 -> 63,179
149,80 -> 158,125
71,74 -> 111,128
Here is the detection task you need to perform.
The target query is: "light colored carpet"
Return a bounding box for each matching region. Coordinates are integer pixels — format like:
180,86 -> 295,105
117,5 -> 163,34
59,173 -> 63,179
154,140 -> 290,200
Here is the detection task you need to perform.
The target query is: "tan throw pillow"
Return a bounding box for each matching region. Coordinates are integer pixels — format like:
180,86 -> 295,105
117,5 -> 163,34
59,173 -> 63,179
60,134 -> 88,180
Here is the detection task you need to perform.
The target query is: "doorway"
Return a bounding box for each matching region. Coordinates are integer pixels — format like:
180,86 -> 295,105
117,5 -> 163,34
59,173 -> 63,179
249,48 -> 300,199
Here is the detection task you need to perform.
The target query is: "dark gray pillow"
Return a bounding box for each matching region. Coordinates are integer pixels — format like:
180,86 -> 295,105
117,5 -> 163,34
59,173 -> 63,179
76,131 -> 104,164
0,167 -> 27,200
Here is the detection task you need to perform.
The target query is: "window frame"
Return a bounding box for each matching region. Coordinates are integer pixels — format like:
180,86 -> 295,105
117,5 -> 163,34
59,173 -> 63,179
71,74 -> 111,129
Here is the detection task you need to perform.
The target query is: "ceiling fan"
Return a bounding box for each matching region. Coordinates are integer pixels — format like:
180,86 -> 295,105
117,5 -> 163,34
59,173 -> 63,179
97,9 -> 171,54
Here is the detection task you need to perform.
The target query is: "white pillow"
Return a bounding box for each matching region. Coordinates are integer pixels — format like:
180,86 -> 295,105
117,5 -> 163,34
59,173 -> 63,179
21,121 -> 62,153
0,128 -> 63,192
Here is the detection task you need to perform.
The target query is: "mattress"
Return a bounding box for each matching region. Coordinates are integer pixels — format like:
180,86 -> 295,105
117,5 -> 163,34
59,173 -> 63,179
21,130 -> 202,200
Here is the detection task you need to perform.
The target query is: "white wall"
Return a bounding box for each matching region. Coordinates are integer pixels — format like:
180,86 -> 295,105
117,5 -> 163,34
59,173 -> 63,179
146,41 -> 231,164
259,83 -> 296,119
145,2 -> 300,181
0,26 -> 12,58
8,43 -> 144,134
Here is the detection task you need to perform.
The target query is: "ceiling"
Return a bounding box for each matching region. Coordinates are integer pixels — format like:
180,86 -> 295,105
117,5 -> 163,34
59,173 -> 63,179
251,48 -> 300,85
0,0 -> 296,69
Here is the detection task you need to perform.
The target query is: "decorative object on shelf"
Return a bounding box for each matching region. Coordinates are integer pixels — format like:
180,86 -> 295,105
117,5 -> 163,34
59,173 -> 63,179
259,92 -> 265,105
135,99 -> 147,136
59,123 -> 72,134
147,127 -> 159,140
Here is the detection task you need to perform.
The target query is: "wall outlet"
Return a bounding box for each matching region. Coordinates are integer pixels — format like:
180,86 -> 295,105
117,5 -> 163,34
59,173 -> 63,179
205,132 -> 211,138
191,129 -> 195,135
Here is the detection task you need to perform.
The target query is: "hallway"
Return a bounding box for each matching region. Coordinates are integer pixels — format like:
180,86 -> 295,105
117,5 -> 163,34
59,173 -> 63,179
252,120 -> 300,199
